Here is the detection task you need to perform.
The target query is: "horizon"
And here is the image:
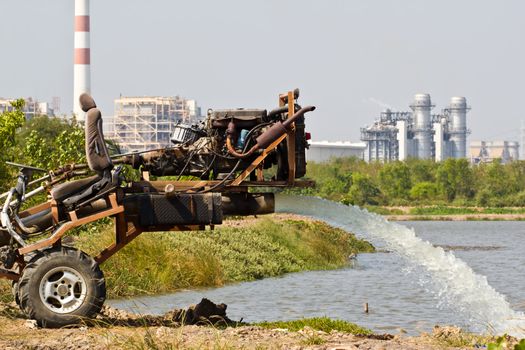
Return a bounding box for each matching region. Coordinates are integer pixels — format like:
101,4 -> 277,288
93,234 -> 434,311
1,0 -> 524,143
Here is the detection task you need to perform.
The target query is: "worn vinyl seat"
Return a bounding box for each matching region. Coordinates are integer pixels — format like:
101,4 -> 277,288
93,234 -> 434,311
50,93 -> 116,208
50,175 -> 101,202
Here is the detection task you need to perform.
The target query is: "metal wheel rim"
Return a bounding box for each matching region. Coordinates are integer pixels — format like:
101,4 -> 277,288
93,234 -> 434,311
39,266 -> 87,314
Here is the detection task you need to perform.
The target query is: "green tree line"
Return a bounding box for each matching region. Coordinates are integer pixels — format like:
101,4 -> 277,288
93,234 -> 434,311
0,101 -> 85,192
293,157 -> 525,207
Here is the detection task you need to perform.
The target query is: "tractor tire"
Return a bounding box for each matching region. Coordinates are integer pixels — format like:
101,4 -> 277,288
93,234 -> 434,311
18,246 -> 106,328
12,281 -> 20,306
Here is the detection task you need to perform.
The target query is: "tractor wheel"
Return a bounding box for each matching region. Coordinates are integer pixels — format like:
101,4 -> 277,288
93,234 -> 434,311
18,246 -> 106,328
12,281 -> 20,306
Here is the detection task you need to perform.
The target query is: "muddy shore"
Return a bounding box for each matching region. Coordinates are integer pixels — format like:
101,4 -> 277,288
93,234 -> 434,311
0,301 -> 505,350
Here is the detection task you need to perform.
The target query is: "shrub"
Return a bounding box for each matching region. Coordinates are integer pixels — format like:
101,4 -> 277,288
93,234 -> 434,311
409,182 -> 439,201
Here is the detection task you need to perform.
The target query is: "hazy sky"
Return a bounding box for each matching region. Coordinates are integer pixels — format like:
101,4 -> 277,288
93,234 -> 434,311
1,0 -> 524,142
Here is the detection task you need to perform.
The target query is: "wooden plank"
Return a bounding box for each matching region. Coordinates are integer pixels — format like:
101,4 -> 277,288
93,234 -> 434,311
256,164 -> 264,181
95,226 -> 143,264
286,91 -> 296,184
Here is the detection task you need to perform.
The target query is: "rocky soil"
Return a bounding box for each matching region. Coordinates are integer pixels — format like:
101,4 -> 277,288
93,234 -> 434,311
0,300 -> 502,350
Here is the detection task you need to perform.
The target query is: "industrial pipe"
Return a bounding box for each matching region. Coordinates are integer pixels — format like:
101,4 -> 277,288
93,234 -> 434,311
221,193 -> 275,216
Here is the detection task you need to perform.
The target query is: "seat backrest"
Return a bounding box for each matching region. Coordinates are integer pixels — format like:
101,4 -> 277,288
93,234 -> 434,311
79,93 -> 113,176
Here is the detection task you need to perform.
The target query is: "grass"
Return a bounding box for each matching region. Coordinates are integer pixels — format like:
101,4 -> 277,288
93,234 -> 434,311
0,282 -> 11,303
408,206 -> 525,216
11,216 -> 370,299
363,206 -> 405,215
255,317 -> 372,335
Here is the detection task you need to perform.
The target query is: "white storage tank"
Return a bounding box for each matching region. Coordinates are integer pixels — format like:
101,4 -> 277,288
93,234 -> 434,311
410,93 -> 433,159
448,96 -> 469,158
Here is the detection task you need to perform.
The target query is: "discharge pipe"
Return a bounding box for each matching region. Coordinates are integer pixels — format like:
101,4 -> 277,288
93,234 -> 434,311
226,105 -> 315,159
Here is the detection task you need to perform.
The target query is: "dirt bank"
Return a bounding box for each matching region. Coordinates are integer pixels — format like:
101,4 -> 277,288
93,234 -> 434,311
0,301 -> 502,350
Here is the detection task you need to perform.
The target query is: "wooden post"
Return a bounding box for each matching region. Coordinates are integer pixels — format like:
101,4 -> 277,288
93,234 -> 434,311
286,91 -> 296,184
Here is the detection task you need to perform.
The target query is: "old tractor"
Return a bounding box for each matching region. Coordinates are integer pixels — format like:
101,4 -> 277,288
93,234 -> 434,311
0,89 -> 315,327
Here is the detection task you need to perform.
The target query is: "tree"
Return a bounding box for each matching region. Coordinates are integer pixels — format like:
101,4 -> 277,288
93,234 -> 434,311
409,182 -> 439,201
406,159 -> 436,183
21,116 -> 85,170
346,173 -> 381,206
378,162 -> 411,200
436,158 -> 474,201
0,99 -> 25,191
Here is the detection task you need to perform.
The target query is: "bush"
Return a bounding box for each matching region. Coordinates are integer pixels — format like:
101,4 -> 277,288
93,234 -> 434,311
409,182 -> 439,201
345,173 -> 381,206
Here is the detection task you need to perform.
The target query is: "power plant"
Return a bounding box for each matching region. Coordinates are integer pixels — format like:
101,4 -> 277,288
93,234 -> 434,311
73,0 -> 91,121
361,94 -> 470,162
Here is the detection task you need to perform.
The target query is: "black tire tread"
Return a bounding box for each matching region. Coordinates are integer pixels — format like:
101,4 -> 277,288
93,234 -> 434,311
18,246 -> 106,328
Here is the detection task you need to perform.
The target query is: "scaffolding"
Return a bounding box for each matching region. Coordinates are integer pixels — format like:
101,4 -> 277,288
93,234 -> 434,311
111,96 -> 200,152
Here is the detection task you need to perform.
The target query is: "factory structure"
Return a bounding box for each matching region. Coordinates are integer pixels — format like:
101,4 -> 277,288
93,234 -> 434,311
105,96 -> 201,152
469,141 -> 519,164
306,141 -> 366,162
0,97 -> 58,120
361,94 -> 470,162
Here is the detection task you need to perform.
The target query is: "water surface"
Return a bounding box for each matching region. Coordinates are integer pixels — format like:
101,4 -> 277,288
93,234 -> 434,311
109,219 -> 525,335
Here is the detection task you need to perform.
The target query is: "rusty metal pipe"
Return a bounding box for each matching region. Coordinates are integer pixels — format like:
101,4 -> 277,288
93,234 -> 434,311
221,193 -> 275,216
256,106 -> 315,149
282,105 -> 315,128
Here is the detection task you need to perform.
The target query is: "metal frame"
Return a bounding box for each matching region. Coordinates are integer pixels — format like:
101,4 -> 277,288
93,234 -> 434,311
1,90 -> 308,282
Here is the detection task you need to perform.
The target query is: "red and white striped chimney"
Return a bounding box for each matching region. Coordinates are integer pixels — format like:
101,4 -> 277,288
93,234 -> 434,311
73,0 -> 91,120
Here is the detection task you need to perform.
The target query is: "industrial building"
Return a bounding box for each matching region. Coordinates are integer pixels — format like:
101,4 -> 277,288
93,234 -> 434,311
469,141 -> 519,164
107,96 -> 202,152
307,141 -> 366,162
361,94 -> 470,162
0,97 -> 57,120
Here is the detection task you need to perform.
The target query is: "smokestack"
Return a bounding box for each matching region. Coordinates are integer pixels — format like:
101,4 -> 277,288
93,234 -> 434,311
73,0 -> 91,121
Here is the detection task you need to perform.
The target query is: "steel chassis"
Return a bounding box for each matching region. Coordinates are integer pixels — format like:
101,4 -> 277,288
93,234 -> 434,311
0,90 -> 313,282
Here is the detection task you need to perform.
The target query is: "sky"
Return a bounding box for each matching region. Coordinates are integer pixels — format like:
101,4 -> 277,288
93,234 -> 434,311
0,0 -> 524,142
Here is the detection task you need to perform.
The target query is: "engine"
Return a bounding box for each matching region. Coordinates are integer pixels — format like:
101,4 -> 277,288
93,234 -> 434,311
123,96 -> 314,181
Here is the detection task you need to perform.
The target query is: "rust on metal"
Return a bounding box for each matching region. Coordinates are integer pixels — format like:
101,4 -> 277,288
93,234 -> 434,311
18,194 -> 124,255
231,133 -> 288,186
18,201 -> 51,218
286,90 -> 296,184
0,269 -> 19,281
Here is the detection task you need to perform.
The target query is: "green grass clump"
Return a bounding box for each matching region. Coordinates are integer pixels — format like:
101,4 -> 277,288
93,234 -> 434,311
255,317 -> 372,335
409,206 -> 479,215
73,217 -> 373,298
0,282 -> 11,303
363,206 -> 405,215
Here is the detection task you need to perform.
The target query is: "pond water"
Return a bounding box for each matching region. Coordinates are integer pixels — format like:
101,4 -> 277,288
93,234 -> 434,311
109,201 -> 525,336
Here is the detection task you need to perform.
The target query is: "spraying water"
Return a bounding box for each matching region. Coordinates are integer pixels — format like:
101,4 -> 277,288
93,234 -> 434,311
275,194 -> 525,337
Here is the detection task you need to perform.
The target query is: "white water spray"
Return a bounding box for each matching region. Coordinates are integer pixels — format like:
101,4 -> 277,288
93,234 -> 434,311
275,194 -> 525,337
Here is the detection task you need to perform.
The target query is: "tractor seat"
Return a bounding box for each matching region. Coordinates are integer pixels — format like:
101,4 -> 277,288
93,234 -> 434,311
50,175 -> 101,202
49,93 -> 118,209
